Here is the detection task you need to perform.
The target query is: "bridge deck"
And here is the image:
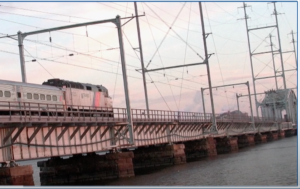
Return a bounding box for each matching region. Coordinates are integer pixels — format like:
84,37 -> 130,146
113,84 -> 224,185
0,101 -> 293,162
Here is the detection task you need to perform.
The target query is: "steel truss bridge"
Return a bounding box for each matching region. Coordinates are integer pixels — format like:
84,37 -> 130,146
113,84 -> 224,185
0,101 -> 293,162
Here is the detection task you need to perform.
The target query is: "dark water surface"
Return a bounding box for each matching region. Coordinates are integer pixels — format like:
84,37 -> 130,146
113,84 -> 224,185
18,136 -> 298,186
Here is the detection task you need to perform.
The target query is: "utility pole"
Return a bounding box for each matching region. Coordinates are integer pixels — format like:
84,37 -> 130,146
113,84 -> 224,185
271,2 -> 286,90
236,93 -> 240,113
288,30 -> 297,69
200,88 -> 207,119
199,2 -> 217,133
16,16 -> 135,145
17,32 -> 27,83
239,2 -> 287,116
269,34 -> 278,90
202,82 -> 255,130
134,2 -> 150,118
239,3 -> 259,117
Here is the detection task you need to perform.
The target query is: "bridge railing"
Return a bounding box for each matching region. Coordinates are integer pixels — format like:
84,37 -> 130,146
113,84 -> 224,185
130,109 -> 213,122
0,100 -> 287,123
214,114 -> 283,123
0,100 -> 128,121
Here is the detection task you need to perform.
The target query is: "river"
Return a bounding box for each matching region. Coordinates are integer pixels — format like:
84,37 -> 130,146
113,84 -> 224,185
18,136 -> 298,186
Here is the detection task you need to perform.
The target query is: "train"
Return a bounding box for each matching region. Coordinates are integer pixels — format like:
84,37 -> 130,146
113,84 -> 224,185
0,78 -> 113,116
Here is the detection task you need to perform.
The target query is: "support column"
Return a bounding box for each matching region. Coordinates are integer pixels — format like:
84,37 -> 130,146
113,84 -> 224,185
132,144 -> 186,174
205,137 -> 217,156
285,129 -> 296,137
272,132 -> 278,140
184,137 -> 217,161
278,130 -> 285,138
0,165 -> 34,185
238,135 -> 255,148
266,132 -> 278,141
38,152 -> 134,185
168,144 -> 186,165
216,137 -> 238,154
254,134 -> 267,144
106,151 -> 134,178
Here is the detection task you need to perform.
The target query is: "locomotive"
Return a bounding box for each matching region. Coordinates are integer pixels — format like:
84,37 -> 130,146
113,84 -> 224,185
0,78 -> 113,116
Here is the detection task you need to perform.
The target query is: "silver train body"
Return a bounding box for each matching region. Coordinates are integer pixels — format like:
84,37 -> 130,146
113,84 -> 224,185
0,78 -> 113,115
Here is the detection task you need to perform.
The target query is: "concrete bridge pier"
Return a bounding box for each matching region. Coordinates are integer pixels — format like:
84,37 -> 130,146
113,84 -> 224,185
215,137 -> 238,154
278,130 -> 285,138
266,132 -> 278,141
237,135 -> 255,149
285,129 -> 297,137
184,137 -> 217,161
37,151 -> 134,185
132,144 -> 186,174
0,164 -> 34,185
254,133 -> 267,144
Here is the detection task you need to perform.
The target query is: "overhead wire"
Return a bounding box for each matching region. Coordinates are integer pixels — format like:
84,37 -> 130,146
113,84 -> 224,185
178,2 -> 192,111
0,6 -> 239,87
24,48 -> 55,78
111,4 -> 130,104
204,3 -> 230,109
144,2 -> 187,69
250,32 -> 273,53
0,36 -> 211,89
146,73 -> 171,111
145,2 -> 204,64
2,3 -> 294,112
213,2 -> 239,18
0,10 -> 79,24
144,2 -> 190,110
0,4 -> 93,21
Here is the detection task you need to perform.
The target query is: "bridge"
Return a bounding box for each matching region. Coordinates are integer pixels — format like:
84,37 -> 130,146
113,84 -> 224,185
0,100 -> 296,185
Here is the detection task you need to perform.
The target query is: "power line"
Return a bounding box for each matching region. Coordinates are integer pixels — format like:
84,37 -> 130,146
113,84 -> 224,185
204,3 -> 230,109
24,48 -> 55,78
0,10 -> 79,24
179,2 -> 192,111
145,2 -> 204,65
0,4 -> 94,21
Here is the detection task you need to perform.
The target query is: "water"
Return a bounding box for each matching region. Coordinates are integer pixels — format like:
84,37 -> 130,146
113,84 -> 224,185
18,136 -> 298,186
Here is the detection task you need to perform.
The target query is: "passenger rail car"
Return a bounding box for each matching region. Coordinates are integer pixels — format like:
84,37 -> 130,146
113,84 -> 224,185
0,79 -> 64,116
0,78 -> 113,117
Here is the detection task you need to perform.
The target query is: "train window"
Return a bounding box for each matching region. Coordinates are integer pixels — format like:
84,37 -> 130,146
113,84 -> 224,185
40,94 -> 45,100
52,95 -> 57,101
86,86 -> 92,91
46,95 -> 51,101
0,91 -> 3,97
17,92 -> 21,98
34,93 -> 39,100
4,91 -> 11,98
27,93 -> 32,99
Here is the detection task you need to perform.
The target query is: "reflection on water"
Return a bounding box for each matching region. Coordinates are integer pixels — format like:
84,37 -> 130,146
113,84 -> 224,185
17,136 -> 297,186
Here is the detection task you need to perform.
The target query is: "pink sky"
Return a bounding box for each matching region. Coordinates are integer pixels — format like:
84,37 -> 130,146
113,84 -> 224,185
0,2 -> 297,116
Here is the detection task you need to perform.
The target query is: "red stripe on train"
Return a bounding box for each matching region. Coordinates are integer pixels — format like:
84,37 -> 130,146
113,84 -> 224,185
94,92 -> 101,107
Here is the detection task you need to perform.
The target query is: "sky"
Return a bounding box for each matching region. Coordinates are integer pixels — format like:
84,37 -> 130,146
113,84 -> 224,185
0,1 -> 298,117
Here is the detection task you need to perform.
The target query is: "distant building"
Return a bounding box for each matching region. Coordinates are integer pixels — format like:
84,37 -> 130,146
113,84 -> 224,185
217,110 -> 248,120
